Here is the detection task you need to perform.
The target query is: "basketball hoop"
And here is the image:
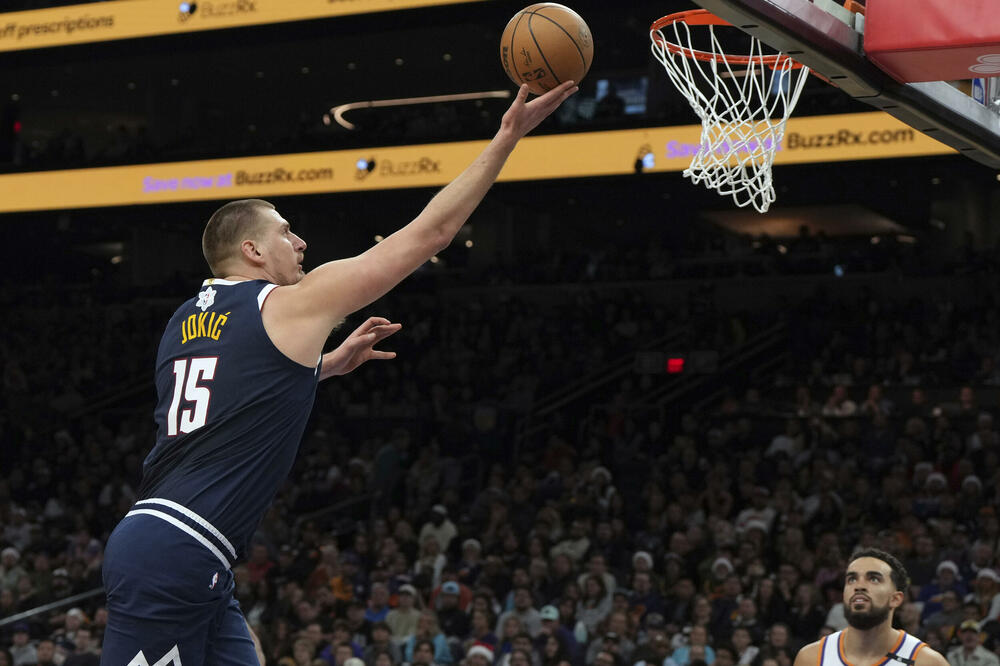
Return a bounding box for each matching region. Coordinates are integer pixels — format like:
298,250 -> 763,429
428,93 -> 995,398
649,10 -> 810,213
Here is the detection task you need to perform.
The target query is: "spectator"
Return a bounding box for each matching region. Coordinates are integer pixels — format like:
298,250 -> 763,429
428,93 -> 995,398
729,627 -> 758,666
414,537 -> 447,591
577,576 -> 612,637
712,645 -> 736,666
8,625 -> 35,666
63,627 -> 99,666
346,599 -> 374,647
465,644 -> 495,666
464,608 -> 499,654
538,633 -> 570,666
669,626 -> 715,666
729,599 -> 764,646
402,611 -> 452,665
967,568 -> 1000,623
630,572 -> 666,624
903,534 -> 940,595
33,640 -> 56,666
291,638 -> 317,666
364,622 -> 402,666
366,584 -> 392,624
947,620 -> 999,666
786,583 -> 825,645
757,623 -> 792,666
406,640 -> 438,666
664,578 -> 697,627
550,521 -> 591,566
508,648 -> 535,666
51,607 -> 86,645
497,587 -> 542,639
370,650 -> 397,666
429,568 -> 473,613
457,540 -> 483,588
821,386 -> 856,417
631,629 -> 672,666
387,585 -> 423,641
498,616 -> 527,658
418,506 -> 457,555
598,612 -> 634,664
248,544 -> 276,584
708,574 -> 741,641
576,555 -> 616,606
920,561 -> 968,621
1,549 -> 25,592
435,581 -> 470,641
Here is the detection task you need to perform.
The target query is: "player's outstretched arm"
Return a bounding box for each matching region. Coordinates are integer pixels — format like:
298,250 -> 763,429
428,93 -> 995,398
320,317 -> 402,380
263,81 -> 578,363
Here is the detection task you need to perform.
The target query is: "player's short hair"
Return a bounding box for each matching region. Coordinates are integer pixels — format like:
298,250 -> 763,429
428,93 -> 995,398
849,548 -> 909,596
202,199 -> 275,276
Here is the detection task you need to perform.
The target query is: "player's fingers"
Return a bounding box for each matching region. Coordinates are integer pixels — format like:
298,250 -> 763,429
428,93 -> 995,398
370,351 -> 397,360
516,83 -> 530,104
358,316 -> 391,333
371,324 -> 402,340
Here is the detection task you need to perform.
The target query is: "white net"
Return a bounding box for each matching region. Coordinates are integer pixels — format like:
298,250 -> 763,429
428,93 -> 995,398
649,14 -> 809,213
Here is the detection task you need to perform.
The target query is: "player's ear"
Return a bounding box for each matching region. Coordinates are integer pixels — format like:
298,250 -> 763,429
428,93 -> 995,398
241,239 -> 264,264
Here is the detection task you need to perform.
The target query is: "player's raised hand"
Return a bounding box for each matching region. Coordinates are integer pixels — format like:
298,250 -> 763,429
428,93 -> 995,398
320,317 -> 402,379
499,80 -> 578,141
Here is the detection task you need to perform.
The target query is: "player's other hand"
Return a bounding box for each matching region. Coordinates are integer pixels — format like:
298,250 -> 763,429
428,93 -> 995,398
321,317 -> 402,378
499,81 -> 578,142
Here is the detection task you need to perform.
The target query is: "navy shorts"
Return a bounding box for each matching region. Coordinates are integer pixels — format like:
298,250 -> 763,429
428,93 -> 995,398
101,509 -> 257,666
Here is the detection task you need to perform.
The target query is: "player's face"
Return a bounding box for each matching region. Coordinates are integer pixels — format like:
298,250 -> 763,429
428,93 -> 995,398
260,209 -> 307,285
843,557 -> 902,630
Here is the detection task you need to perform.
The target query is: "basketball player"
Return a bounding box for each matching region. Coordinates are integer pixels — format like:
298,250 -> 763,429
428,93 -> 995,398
100,80 -> 578,666
792,548 -> 947,666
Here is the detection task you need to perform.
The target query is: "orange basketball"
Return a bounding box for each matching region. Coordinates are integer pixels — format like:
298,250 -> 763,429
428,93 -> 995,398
500,3 -> 594,95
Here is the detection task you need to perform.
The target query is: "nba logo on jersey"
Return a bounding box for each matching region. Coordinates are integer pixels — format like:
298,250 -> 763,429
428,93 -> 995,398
209,572 -> 219,590
196,287 -> 216,311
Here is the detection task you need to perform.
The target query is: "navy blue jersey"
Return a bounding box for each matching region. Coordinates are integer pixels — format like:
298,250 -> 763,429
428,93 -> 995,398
137,278 -> 319,560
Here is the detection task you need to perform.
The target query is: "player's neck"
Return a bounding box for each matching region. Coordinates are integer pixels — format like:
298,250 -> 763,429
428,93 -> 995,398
844,625 -> 901,662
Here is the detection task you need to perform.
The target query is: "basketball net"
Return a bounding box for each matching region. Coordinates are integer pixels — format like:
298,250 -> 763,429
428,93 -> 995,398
650,13 -> 809,213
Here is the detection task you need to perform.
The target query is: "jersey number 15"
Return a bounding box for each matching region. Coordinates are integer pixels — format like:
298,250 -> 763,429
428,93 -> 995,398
167,357 -> 218,436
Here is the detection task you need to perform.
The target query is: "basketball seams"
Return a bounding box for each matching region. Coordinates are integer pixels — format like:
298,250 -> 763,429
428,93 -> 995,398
526,8 -> 590,71
526,11 -> 562,90
508,11 -> 531,86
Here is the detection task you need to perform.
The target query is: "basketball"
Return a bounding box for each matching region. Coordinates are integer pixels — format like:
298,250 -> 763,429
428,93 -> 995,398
500,3 -> 594,95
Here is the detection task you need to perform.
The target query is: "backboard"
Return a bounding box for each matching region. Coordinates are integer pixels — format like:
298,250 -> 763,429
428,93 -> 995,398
690,0 -> 1000,169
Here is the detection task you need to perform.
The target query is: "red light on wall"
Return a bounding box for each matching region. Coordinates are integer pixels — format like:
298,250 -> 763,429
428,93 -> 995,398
666,357 -> 685,374
12,121 -> 21,133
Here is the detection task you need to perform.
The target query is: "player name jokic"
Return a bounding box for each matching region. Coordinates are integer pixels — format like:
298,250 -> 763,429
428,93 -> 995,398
180,311 -> 230,344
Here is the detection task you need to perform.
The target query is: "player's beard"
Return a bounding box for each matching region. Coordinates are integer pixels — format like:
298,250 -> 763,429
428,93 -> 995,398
844,598 -> 891,630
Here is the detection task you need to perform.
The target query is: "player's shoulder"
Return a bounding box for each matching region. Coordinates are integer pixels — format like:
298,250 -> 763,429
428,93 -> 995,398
793,637 -> 826,666
913,642 -> 949,666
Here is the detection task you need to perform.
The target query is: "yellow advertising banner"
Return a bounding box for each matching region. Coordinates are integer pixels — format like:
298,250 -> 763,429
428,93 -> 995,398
0,112 -> 955,213
0,0 -> 485,52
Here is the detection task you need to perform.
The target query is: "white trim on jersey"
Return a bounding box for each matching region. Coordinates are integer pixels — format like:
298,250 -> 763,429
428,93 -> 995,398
135,498 -> 237,560
257,283 -> 278,310
818,629 -> 924,666
126,508 -> 232,569
202,278 -> 244,286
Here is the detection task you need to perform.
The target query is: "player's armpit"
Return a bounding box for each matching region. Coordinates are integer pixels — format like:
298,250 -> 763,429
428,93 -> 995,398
792,642 -> 821,666
261,226 -> 442,366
